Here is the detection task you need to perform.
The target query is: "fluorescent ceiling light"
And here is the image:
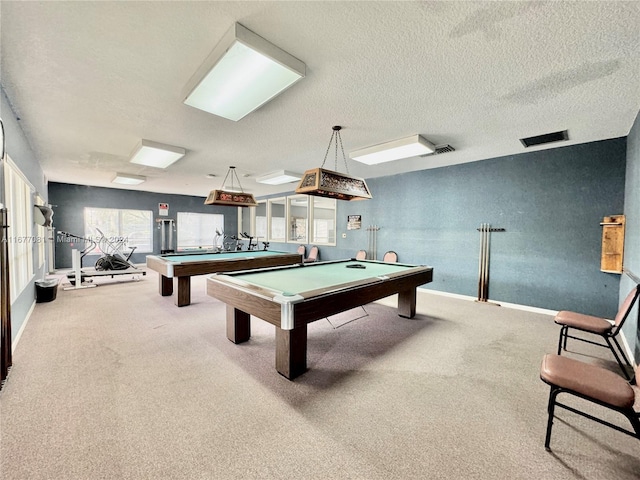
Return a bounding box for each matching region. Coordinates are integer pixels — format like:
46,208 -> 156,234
182,23 -> 305,121
112,173 -> 146,185
129,139 -> 186,169
256,170 -> 302,185
350,135 -> 436,165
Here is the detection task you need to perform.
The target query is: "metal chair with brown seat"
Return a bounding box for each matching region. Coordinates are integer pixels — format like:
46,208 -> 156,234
355,250 -> 367,260
382,251 -> 398,263
303,245 -> 319,263
540,354 -> 640,450
297,244 -> 306,257
554,284 -> 640,381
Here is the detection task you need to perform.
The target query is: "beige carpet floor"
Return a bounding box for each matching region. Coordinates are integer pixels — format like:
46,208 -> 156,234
1,272 -> 638,479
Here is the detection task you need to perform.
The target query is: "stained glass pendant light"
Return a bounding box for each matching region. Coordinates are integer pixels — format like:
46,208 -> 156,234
204,166 -> 258,207
295,126 -> 372,201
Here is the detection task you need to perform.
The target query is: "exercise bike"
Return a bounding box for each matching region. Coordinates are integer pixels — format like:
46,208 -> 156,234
59,229 -> 145,286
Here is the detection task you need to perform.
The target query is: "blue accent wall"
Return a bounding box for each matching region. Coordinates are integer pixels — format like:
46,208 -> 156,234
1,87 -> 49,342
272,138 -> 627,318
48,183 -> 238,269
41,137 -> 635,343
622,110 -> 640,360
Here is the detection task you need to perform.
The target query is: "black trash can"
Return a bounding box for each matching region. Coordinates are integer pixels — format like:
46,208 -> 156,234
35,279 -> 59,303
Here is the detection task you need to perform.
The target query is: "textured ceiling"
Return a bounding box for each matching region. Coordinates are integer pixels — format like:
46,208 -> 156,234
1,1 -> 639,198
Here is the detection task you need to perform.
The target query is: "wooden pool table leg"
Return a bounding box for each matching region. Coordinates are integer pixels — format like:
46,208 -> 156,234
226,307 -> 251,343
159,275 -> 173,296
175,276 -> 191,307
276,325 -> 307,380
397,288 -> 417,318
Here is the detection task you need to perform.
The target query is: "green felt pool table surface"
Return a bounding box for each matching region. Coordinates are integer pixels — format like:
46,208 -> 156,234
146,250 -> 302,307
229,260 -> 420,296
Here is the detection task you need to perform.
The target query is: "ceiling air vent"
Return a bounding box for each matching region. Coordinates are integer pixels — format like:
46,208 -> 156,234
420,144 -> 455,157
520,130 -> 568,148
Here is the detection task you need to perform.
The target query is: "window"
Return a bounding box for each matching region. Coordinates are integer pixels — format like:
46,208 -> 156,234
268,197 -> 286,242
287,195 -> 308,243
244,196 -> 336,246
311,197 -> 336,245
3,155 -> 34,302
255,201 -> 267,241
84,207 -> 153,254
239,206 -> 253,238
177,212 -> 224,250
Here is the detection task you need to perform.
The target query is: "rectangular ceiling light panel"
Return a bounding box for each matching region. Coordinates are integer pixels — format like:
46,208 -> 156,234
112,173 -> 146,185
129,139 -> 186,169
256,170 -> 302,185
183,23 -> 306,121
350,135 -> 436,165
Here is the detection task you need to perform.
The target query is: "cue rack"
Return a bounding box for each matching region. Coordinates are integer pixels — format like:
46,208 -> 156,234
366,225 -> 380,260
477,223 -> 505,304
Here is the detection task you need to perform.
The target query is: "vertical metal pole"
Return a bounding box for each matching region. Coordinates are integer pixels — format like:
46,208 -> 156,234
477,223 -> 485,301
373,225 -> 377,261
72,249 -> 82,287
483,224 -> 490,301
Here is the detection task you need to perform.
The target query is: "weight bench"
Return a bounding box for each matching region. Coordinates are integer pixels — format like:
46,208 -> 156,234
540,354 -> 640,450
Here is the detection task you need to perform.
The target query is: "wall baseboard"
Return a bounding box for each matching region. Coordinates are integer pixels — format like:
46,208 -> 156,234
416,287 -> 559,316
12,300 -> 35,352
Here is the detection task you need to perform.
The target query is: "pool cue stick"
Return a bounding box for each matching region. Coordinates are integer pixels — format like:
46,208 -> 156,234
478,223 -> 488,301
482,224 -> 490,301
478,223 -> 490,302
373,225 -> 377,261
477,224 -> 484,301
477,224 -> 506,304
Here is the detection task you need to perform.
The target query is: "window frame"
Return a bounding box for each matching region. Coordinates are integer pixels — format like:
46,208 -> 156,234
286,194 -> 309,244
176,211 -> 225,251
84,207 -> 153,254
2,155 -> 35,302
241,195 -> 337,247
267,197 -> 287,243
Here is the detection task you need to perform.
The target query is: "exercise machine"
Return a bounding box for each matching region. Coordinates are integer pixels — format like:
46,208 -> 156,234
59,230 -> 146,289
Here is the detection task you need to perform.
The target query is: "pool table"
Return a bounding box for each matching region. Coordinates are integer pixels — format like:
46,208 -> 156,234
146,250 -> 302,307
206,259 -> 434,379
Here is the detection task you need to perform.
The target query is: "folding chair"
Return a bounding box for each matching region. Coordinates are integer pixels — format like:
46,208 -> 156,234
383,251 -> 398,262
297,245 -> 306,257
303,245 -> 319,263
540,354 -> 640,450
355,250 -> 367,260
555,284 -> 640,381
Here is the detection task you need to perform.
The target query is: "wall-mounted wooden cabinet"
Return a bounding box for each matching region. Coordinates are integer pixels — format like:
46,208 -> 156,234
600,215 -> 625,274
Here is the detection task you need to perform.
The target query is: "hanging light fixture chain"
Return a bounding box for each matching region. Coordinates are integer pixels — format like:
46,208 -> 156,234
334,130 -> 339,171
336,129 -> 350,174
319,130 -> 335,169
219,166 -> 247,193
320,126 -> 349,172
221,168 -> 232,187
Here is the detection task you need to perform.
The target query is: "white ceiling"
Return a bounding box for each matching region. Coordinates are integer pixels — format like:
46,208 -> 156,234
1,1 -> 639,198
